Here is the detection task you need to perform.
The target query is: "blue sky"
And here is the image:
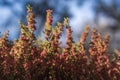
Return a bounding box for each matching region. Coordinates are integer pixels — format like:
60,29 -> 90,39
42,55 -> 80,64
1,0 -> 120,50
0,0 -> 95,40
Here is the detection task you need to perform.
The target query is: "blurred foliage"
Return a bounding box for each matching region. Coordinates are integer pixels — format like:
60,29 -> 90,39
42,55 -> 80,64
94,0 -> 120,31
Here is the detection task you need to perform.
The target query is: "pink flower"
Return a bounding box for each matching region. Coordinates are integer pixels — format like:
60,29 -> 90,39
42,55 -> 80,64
40,50 -> 47,57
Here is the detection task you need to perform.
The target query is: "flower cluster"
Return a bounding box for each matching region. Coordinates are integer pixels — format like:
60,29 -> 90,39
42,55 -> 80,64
0,5 -> 120,80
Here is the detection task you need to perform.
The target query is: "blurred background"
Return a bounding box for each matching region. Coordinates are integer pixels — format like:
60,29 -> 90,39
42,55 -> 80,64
0,0 -> 120,51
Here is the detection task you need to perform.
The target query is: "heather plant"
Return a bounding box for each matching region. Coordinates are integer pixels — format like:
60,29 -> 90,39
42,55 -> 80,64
0,5 -> 120,80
